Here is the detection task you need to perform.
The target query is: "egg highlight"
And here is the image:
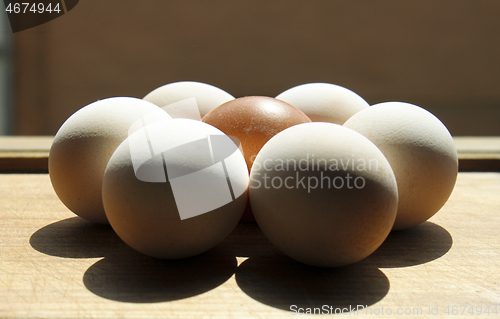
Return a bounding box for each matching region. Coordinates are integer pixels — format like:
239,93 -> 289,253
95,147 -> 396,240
143,81 -> 234,119
344,102 -> 458,230
102,119 -> 249,259
49,97 -> 171,224
276,83 -> 369,124
249,122 -> 398,267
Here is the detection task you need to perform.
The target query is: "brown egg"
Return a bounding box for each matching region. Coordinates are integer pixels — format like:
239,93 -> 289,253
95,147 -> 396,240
202,96 -> 311,171
202,96 -> 311,222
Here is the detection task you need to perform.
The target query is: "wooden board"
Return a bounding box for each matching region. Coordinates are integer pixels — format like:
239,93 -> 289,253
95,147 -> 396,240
0,136 -> 52,173
454,137 -> 500,171
0,173 -> 499,318
1,136 -> 499,173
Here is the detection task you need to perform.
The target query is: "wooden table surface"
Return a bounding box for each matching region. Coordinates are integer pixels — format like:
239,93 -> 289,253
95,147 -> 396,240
0,172 -> 499,318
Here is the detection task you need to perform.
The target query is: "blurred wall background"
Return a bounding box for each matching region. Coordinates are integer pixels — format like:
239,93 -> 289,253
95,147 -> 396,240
0,10 -> 13,135
10,0 -> 500,136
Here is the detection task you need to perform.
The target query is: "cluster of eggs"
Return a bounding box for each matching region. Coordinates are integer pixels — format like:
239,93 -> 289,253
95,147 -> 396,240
49,81 -> 458,267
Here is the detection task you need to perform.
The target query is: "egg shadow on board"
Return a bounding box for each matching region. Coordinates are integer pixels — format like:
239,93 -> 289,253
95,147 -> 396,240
235,254 -> 390,312
30,217 -> 238,303
223,217 -> 390,312
83,243 -> 238,303
364,221 -> 453,268
216,220 -> 282,258
29,217 -> 125,258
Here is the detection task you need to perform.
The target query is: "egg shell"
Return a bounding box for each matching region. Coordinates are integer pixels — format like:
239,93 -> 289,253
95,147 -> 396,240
202,96 -> 311,222
102,119 -> 249,259
143,81 -> 234,119
202,96 -> 311,171
343,102 -> 458,230
49,97 -> 171,224
275,83 -> 369,124
249,122 -> 398,267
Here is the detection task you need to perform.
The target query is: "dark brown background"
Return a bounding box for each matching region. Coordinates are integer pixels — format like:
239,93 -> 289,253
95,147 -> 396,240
13,0 -> 500,136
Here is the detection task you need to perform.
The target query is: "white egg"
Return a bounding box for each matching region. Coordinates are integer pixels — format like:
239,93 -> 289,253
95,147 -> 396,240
102,119 -> 249,259
344,102 -> 458,230
275,83 -> 369,124
249,122 -> 398,267
143,81 -> 235,119
49,97 -> 171,224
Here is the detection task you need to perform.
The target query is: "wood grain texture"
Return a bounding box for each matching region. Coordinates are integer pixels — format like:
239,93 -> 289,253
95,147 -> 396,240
0,173 -> 499,318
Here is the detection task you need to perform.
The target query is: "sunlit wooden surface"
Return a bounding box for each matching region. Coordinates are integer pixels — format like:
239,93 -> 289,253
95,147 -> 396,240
0,173 -> 499,318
